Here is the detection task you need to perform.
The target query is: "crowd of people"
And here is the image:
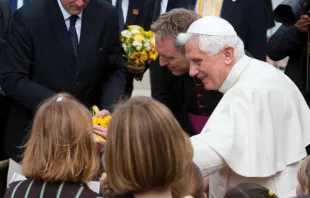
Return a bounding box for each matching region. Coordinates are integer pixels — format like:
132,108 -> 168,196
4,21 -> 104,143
1,0 -> 310,197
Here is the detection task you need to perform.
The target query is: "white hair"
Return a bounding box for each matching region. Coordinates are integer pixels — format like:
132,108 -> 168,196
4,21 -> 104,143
177,33 -> 245,60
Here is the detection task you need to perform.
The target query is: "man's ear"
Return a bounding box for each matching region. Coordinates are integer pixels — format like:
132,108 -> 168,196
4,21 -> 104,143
223,46 -> 234,65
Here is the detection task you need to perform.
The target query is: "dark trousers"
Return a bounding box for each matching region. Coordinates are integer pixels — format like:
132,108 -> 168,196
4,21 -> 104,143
0,96 -> 10,196
124,72 -> 134,98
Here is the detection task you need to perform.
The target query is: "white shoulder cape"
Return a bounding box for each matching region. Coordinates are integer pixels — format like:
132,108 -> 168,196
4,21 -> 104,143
192,58 -> 310,177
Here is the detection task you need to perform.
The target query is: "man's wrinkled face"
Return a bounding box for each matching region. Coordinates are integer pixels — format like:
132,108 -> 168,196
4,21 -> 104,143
60,0 -> 88,15
155,37 -> 189,76
185,37 -> 233,90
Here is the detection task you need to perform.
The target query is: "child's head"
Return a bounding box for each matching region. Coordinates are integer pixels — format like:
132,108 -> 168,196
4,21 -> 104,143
297,156 -> 310,195
224,183 -> 278,198
22,93 -> 99,183
104,96 -> 193,195
171,162 -> 205,198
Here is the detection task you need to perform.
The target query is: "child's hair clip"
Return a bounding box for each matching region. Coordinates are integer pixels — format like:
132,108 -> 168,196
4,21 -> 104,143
56,96 -> 64,102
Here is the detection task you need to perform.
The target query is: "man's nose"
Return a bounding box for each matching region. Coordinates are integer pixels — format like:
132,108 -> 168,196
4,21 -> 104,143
75,0 -> 85,7
159,56 -> 168,67
189,64 -> 198,77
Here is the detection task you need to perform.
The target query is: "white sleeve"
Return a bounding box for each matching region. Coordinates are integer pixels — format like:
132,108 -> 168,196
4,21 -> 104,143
190,136 -> 227,177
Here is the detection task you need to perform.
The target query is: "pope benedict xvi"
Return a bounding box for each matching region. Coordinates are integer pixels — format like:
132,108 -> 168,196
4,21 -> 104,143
177,16 -> 310,198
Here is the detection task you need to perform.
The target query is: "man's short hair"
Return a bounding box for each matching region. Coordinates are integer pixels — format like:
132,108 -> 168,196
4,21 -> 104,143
151,8 -> 200,52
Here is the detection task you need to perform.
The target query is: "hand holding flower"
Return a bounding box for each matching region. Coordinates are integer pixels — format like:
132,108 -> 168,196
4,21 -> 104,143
93,125 -> 107,152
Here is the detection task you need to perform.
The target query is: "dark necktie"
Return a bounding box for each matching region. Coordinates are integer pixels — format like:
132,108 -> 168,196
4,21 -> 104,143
116,0 -> 124,31
68,15 -> 79,57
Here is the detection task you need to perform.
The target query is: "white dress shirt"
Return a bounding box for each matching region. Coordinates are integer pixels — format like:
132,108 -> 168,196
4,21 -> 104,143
57,0 -> 82,42
160,0 -> 169,15
112,0 -> 129,24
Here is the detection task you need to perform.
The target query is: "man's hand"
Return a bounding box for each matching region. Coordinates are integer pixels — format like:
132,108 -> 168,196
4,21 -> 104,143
93,109 -> 110,118
93,125 -> 107,139
295,15 -> 310,32
127,64 -> 146,74
93,125 -> 107,152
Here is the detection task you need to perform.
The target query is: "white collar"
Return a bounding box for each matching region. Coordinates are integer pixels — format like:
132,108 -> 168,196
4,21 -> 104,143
218,55 -> 252,94
57,0 -> 83,20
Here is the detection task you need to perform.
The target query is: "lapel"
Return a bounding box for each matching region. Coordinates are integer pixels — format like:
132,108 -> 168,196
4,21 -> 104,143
125,0 -> 140,28
47,0 -> 76,69
221,0 -> 238,20
166,0 -> 175,12
75,0 -> 101,76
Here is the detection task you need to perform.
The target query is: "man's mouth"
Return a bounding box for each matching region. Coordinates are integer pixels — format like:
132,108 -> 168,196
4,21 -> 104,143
198,74 -> 208,81
168,66 -> 175,71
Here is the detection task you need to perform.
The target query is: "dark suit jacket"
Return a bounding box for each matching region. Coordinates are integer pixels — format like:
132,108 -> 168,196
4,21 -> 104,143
5,179 -> 103,198
0,0 -> 125,161
124,0 -> 153,30
265,0 -> 275,30
105,0 -> 153,31
267,25 -> 309,104
0,0 -> 12,46
151,0 -> 216,136
153,0 -> 196,21
221,0 -> 267,61
106,0 -> 154,95
0,0 -> 12,161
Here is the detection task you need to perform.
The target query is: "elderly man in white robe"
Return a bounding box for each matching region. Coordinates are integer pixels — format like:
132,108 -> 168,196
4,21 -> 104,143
177,16 -> 310,198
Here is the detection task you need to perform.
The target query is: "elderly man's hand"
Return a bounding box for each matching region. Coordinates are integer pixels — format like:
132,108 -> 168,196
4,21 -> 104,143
127,64 -> 146,74
93,109 -> 110,118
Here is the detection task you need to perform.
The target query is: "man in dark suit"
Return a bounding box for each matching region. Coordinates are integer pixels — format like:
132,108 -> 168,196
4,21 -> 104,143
150,0 -> 202,136
106,0 -> 153,98
150,8 -> 223,137
0,0 -> 125,180
0,0 -> 12,194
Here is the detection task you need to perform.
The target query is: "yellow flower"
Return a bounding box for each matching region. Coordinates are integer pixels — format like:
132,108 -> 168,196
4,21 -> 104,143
129,51 -> 148,66
149,50 -> 158,61
100,115 -> 112,129
128,25 -> 143,31
150,38 -> 155,48
92,117 -> 99,125
134,35 -> 145,42
92,115 -> 112,144
93,134 -> 106,144
91,105 -> 100,114
144,31 -> 153,38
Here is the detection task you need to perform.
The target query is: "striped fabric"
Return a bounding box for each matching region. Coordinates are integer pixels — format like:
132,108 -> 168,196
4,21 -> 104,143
4,179 -> 103,198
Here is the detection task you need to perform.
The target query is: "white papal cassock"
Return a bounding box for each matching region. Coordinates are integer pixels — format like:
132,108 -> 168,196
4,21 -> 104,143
191,55 -> 310,198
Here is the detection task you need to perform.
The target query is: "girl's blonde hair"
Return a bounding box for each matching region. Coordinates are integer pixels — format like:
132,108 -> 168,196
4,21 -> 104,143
103,96 -> 193,195
22,93 -> 99,183
171,162 -> 205,198
298,155 -> 310,192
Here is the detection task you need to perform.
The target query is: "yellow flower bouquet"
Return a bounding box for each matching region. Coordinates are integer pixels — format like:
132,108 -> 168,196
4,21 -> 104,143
90,105 -> 111,144
120,25 -> 158,67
